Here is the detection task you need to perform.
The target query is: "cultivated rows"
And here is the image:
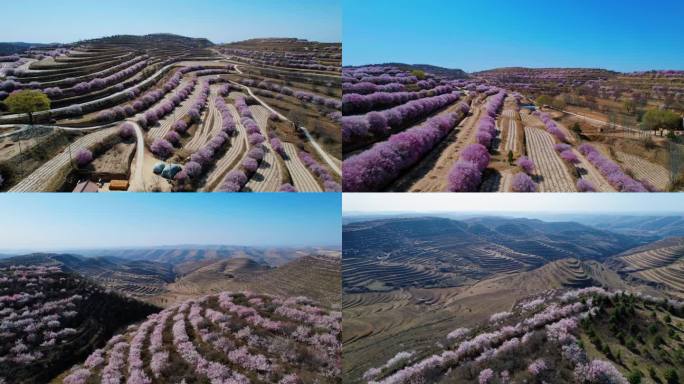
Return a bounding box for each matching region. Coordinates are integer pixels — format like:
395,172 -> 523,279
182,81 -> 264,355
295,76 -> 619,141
61,292 -> 342,384
523,127 -> 576,192
9,127 -> 118,192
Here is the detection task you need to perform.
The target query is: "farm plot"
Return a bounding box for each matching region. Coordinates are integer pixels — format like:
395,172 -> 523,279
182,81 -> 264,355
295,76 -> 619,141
524,127 -> 577,192
146,79 -> 201,140
616,151 -> 670,190
503,110 -> 518,153
184,87 -> 223,152
243,105 -> 282,191
203,104 -> 248,191
573,148 -> 615,192
283,143 -> 323,192
9,127 -> 118,192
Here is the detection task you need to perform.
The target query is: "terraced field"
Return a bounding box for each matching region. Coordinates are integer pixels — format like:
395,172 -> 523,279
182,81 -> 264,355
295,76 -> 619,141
0,35 -> 340,192
342,214 -> 681,382
283,143 -> 323,192
503,110 -> 518,154
202,104 -> 248,191
166,252 -> 341,309
611,238 -> 684,297
60,291 -> 341,384
524,126 -> 577,192
8,127 -> 118,192
343,217 -> 637,293
616,150 -> 670,190
342,64 -> 681,192
0,265 -> 158,383
242,106 -> 283,192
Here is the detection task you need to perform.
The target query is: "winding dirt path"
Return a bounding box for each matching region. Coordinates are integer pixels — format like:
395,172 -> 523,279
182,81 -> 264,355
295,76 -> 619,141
127,122 -> 146,192
228,81 -> 341,176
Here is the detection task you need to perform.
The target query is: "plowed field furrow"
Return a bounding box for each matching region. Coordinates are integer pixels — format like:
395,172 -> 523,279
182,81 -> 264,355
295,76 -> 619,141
283,143 -> 322,192
524,127 -> 576,192
616,151 -> 670,190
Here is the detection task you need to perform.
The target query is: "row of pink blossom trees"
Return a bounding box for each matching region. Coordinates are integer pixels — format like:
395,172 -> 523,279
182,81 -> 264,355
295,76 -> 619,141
342,92 -> 462,145
367,287 -> 638,384
343,84 -> 455,115
238,78 -> 340,110
64,291 -> 341,383
175,93 -> 236,184
344,103 -> 469,192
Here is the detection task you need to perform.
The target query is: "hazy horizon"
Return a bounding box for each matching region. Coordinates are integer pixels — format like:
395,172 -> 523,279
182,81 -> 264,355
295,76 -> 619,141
1,0 -> 341,44
343,62 -> 683,74
343,194 -> 684,215
0,194 -> 341,250
343,0 -> 684,72
0,243 -> 342,255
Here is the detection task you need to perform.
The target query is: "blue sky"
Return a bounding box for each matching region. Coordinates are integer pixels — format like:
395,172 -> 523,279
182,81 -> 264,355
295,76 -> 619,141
1,0 -> 340,43
343,0 -> 684,72
344,193 -> 684,215
0,193 -> 340,251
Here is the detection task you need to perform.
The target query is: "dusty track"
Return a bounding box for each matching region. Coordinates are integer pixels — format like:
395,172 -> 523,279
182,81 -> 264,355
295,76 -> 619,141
229,81 -> 341,176
404,99 -> 482,192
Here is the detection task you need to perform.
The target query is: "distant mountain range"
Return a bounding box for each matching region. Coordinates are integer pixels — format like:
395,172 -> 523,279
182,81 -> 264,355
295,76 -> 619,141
0,42 -> 52,55
345,63 -> 680,79
342,216 -> 671,292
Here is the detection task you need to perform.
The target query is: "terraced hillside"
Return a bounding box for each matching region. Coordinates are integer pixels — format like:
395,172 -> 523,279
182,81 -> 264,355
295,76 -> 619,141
343,217 -> 642,293
342,64 -> 683,192
356,287 -> 684,384
583,215 -> 684,238
59,291 -> 341,384
0,265 -> 158,384
0,247 -> 341,309
166,252 -> 342,309
0,253 -> 175,300
75,246 -> 313,269
608,238 -> 684,298
341,215 -> 680,382
0,35 -> 340,192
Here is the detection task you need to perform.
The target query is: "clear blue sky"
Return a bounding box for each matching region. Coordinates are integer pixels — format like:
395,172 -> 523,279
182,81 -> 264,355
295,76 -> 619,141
1,0 -> 340,43
0,193 -> 340,251
343,0 -> 684,72
344,193 -> 684,215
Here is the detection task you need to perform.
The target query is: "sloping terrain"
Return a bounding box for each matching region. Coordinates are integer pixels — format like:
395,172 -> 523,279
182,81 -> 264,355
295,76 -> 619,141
608,238 -> 684,298
343,217 -> 644,293
0,265 -> 158,384
1,35 -> 340,192
359,287 -> 683,384
0,253 -> 175,299
59,291 -> 341,384
167,252 -> 342,309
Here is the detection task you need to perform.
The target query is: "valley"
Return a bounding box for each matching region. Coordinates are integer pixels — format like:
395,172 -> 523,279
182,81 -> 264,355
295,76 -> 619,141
342,215 -> 684,383
0,245 -> 342,384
